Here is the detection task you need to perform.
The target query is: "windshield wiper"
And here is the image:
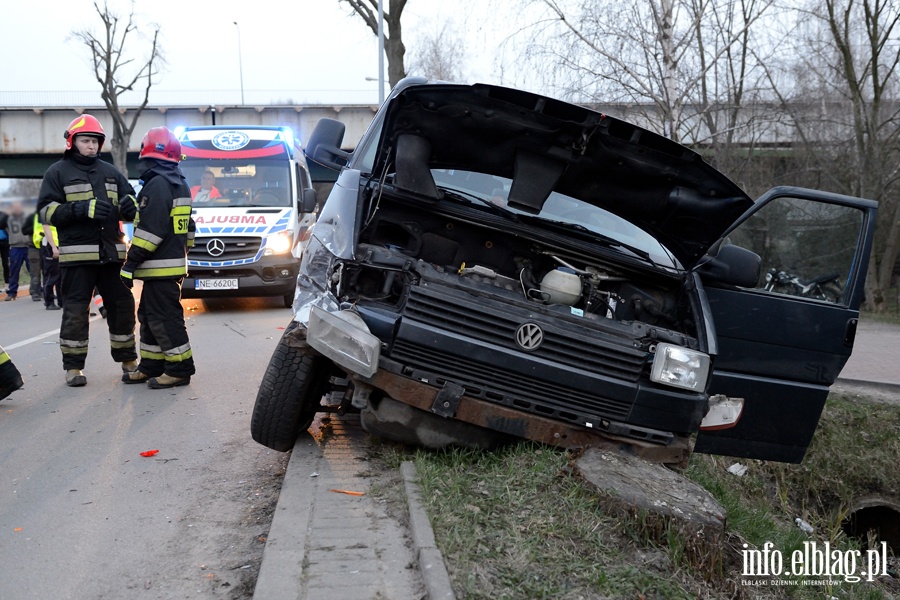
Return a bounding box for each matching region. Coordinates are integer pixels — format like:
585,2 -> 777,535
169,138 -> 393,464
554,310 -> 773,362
522,216 -> 655,264
436,186 -> 521,223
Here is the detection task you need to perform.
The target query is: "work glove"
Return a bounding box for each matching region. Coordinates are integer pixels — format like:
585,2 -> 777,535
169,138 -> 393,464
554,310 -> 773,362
120,270 -> 134,289
74,199 -> 112,221
119,195 -> 139,221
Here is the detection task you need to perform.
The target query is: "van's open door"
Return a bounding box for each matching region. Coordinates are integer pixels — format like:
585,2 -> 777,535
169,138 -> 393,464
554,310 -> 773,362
694,186 -> 877,463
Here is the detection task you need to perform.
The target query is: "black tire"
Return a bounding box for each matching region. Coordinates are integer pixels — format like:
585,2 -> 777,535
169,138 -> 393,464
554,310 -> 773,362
283,293 -> 294,308
251,329 -> 328,451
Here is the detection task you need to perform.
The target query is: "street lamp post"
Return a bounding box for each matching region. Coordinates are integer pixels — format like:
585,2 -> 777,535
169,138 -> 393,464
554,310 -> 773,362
233,21 -> 245,105
377,0 -> 384,104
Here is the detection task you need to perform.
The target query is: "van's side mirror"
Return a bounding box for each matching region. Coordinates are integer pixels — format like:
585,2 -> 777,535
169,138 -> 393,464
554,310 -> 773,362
300,188 -> 318,213
306,118 -> 350,170
697,244 -> 761,288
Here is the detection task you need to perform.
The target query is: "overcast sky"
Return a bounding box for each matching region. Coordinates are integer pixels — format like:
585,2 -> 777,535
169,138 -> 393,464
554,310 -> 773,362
1,0 -> 523,106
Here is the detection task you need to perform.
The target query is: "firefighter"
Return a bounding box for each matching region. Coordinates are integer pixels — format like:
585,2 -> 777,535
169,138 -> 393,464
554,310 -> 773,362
0,345 -> 24,401
121,127 -> 196,389
37,114 -> 139,387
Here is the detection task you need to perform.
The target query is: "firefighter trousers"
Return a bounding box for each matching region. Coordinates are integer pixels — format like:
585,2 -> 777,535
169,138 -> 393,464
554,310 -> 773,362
1,345 -> 24,400
59,264 -> 137,370
137,278 -> 195,379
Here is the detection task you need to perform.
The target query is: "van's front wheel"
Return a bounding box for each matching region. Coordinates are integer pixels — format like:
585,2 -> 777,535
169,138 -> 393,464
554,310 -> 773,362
283,293 -> 294,308
251,325 -> 328,451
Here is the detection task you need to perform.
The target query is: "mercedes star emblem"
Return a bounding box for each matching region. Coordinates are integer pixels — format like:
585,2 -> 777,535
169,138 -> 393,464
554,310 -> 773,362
516,323 -> 544,351
206,238 -> 226,257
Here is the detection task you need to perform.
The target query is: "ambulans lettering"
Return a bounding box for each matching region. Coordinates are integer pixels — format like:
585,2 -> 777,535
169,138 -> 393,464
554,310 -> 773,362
192,215 -> 267,225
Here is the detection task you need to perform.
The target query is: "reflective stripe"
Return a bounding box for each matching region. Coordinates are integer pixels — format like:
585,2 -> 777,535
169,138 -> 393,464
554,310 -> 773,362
66,191 -> 94,202
172,197 -> 192,207
63,183 -> 93,194
116,243 -> 127,260
132,230 -> 163,251
134,258 -> 187,277
164,342 -> 193,362
105,182 -> 119,203
59,244 -> 101,263
186,231 -> 195,248
58,243 -> 100,262
60,245 -> 98,254
0,351 -> 10,365
140,342 -> 165,360
61,346 -> 88,355
120,270 -> 133,280
110,333 -> 135,350
170,206 -> 192,217
60,338 -> 89,355
41,202 -> 61,223
60,252 -> 100,263
134,266 -> 187,277
110,338 -> 135,350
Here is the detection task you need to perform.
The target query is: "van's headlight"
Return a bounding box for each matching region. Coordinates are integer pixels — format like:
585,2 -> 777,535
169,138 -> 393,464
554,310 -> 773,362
307,307 -> 381,378
649,343 -> 710,391
264,231 -> 293,255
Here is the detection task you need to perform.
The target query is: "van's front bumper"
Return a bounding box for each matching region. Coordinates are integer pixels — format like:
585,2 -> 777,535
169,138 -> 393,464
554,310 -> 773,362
183,256 -> 299,298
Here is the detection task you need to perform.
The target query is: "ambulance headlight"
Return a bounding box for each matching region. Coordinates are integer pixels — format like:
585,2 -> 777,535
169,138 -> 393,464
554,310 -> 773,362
307,307 -> 380,378
264,231 -> 293,255
649,343 -> 710,391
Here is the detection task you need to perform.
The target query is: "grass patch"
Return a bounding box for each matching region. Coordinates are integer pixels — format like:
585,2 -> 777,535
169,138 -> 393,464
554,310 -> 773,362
369,393 -> 900,599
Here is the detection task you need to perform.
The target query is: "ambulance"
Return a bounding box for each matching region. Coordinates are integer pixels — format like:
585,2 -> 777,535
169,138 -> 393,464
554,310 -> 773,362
175,126 -> 318,307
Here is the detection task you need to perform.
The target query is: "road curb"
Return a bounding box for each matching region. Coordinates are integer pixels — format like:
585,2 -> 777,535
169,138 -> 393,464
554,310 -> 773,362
401,461 -> 456,600
835,377 -> 900,394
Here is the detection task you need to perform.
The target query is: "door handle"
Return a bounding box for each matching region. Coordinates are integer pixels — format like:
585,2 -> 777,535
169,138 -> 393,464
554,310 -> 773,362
844,318 -> 858,348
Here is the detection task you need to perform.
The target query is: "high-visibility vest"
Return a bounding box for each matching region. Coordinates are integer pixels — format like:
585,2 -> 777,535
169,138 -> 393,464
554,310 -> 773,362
32,213 -> 59,248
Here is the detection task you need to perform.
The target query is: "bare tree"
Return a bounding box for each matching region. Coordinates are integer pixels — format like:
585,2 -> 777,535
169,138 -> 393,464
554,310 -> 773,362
523,0 -> 776,150
767,0 -> 900,311
339,0 -> 408,87
71,1 -> 163,176
406,21 -> 467,82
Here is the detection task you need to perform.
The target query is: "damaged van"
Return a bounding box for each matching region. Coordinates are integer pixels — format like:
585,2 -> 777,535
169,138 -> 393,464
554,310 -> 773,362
250,79 -> 876,465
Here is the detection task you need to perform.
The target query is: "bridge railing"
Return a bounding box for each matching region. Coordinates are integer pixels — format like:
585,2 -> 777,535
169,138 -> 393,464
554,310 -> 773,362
0,89 -> 380,108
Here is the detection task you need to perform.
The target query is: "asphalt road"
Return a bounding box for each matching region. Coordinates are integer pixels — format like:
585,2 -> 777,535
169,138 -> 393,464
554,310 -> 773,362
0,287 -> 294,599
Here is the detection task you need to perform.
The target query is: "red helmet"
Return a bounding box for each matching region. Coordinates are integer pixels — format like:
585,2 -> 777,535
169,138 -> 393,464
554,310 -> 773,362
139,127 -> 182,162
64,114 -> 105,151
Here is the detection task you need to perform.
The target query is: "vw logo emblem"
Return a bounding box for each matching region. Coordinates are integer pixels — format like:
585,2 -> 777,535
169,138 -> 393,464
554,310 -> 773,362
516,323 -> 544,351
206,238 -> 226,257
211,131 -> 250,151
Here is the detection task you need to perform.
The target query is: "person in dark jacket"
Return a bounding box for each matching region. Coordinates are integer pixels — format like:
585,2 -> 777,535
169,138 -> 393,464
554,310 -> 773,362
22,211 -> 45,301
37,114 -> 139,387
0,344 -> 24,401
3,201 -> 30,301
0,210 -> 10,291
121,127 -> 196,389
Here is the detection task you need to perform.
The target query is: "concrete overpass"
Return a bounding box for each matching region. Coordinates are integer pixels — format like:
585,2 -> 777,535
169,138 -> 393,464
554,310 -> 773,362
0,103 -> 378,179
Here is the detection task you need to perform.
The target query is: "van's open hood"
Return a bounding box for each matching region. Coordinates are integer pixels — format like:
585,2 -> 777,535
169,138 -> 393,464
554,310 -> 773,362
373,82 -> 753,269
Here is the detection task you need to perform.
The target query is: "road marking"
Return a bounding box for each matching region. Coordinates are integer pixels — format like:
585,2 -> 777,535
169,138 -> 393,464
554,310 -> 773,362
6,315 -> 102,351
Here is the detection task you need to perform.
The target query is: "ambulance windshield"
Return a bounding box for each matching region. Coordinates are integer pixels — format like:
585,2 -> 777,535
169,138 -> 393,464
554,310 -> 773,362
181,159 -> 292,207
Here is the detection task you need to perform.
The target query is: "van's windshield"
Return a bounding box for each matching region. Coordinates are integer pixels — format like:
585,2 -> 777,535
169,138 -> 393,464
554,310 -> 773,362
181,159 -> 292,207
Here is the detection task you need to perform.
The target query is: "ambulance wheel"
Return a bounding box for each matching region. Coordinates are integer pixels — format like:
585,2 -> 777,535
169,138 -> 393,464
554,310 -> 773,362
251,330 -> 328,451
283,293 -> 293,308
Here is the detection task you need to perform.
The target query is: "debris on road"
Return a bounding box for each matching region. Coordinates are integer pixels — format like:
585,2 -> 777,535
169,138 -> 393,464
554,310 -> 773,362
329,489 -> 365,496
727,463 -> 748,477
140,450 -> 160,457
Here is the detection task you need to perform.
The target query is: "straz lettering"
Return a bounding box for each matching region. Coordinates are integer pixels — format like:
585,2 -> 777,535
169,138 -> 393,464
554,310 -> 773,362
193,215 -> 267,225
173,216 -> 189,234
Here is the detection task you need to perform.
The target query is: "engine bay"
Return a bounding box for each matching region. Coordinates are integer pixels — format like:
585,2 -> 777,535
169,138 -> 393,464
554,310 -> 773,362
331,193 -> 701,350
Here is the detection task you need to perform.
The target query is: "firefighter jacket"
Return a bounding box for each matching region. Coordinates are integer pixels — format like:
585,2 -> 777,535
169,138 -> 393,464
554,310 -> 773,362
122,161 -> 195,281
37,155 -> 135,267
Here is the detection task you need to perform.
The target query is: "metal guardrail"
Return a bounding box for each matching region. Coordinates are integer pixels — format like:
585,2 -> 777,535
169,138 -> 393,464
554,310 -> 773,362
0,89 -> 380,108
